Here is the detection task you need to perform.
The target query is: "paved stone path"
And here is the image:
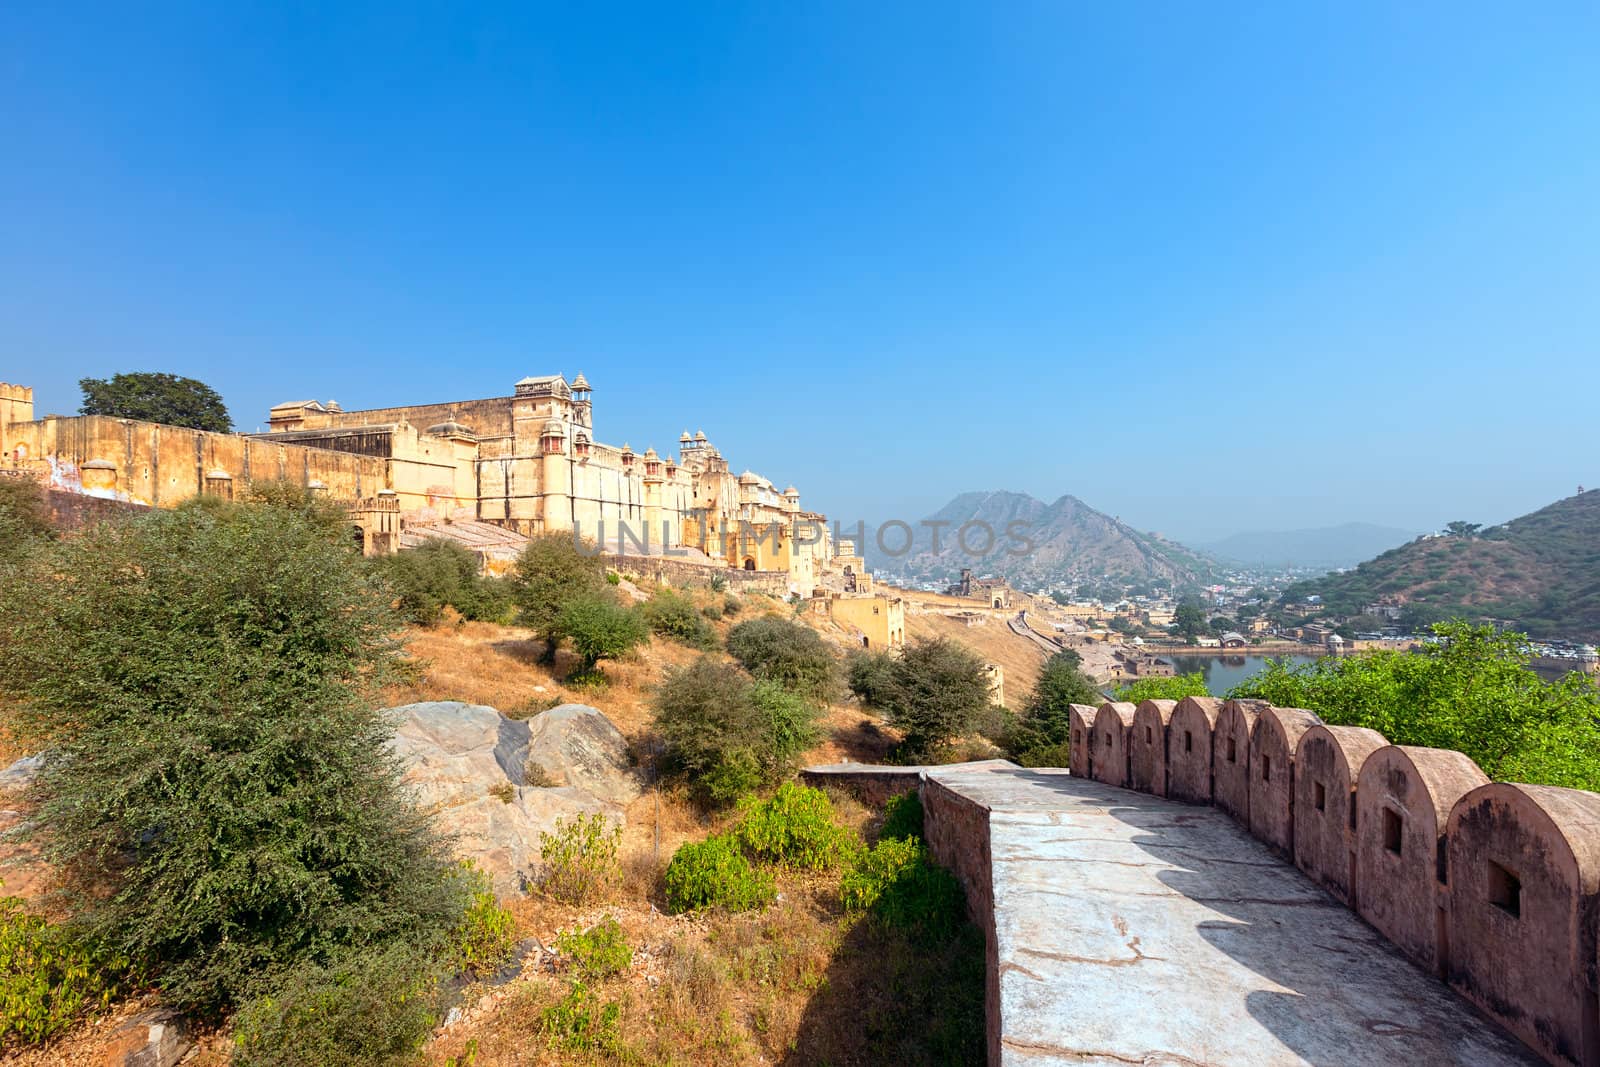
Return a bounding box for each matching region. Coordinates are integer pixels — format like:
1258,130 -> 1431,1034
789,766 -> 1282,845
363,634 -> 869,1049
926,764 -> 1539,1066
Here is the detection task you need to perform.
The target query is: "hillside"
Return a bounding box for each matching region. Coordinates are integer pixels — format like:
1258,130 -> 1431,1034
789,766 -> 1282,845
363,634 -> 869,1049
866,490 -> 1217,591
1200,521 -> 1417,570
1285,490 -> 1600,640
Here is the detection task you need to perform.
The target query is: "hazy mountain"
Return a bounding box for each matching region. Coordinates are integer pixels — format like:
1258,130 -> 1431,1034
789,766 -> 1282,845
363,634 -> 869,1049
1199,522 -> 1419,570
1286,490 -> 1600,641
863,490 -> 1217,590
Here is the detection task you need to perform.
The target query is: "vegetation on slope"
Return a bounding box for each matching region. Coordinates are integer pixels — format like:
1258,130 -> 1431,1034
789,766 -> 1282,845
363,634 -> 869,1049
1282,489 -> 1600,640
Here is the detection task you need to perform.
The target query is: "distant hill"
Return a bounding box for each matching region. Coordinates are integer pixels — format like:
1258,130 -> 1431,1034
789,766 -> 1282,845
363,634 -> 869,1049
1200,522 -> 1418,570
864,490 -> 1217,590
1284,490 -> 1600,641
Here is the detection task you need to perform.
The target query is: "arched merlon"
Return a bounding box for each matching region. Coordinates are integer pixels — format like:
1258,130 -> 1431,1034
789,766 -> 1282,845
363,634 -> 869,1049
1214,699 -> 1266,826
1292,724 -> 1387,905
1446,783 -> 1600,1067
1166,696 -> 1222,805
1090,702 -> 1137,789
1356,745 -> 1488,976
1067,703 -> 1096,779
1130,699 -> 1179,797
1248,705 -> 1321,858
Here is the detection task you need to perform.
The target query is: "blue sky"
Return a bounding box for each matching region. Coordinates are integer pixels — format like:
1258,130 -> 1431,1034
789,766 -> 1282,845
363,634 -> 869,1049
3,3 -> 1596,542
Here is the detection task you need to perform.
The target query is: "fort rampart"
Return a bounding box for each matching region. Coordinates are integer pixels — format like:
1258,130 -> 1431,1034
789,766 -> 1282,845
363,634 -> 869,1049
1056,694 -> 1600,1067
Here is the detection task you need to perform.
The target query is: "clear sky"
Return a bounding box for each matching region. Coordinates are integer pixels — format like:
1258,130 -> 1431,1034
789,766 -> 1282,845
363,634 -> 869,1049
3,3 -> 1596,543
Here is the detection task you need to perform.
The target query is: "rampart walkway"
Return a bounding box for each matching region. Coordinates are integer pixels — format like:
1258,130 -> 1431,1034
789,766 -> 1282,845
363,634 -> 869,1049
919,763 -> 1538,1066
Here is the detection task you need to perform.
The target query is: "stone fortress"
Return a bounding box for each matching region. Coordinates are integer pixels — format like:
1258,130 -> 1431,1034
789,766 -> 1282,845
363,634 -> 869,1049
0,375 -> 904,648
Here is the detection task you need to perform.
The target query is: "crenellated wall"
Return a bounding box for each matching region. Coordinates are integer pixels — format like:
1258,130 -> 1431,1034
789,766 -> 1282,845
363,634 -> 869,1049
1072,696 -> 1600,1067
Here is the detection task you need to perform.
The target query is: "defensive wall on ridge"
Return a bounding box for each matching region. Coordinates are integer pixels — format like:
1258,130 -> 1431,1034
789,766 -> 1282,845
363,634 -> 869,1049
811,697 -> 1600,1066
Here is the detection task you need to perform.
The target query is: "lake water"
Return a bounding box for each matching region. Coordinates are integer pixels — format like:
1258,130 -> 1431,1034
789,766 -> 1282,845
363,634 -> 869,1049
1165,654 -> 1319,697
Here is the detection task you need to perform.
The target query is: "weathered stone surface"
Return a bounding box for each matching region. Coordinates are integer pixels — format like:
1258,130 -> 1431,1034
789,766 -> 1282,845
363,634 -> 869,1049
1247,705 -> 1321,857
924,764 -> 1538,1067
1291,724 -> 1386,905
524,703 -> 641,806
0,753 -> 43,791
1213,698 -> 1265,824
1066,703 -> 1096,779
1446,783 -> 1600,1067
1356,745 -> 1488,976
1166,695 -> 1221,804
385,701 -> 630,895
1128,698 -> 1178,797
102,1009 -> 191,1067
1089,702 -> 1136,789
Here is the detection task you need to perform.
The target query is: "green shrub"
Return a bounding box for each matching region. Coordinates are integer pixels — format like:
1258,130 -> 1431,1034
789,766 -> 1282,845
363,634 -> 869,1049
641,588 -> 718,649
448,865 -> 516,973
231,943 -> 442,1067
372,539 -> 510,626
1113,673 -> 1209,704
0,892 -> 135,1048
846,650 -> 897,709
878,791 -> 924,842
725,617 -> 842,701
554,916 -> 631,981
554,595 -> 648,676
1015,742 -> 1073,769
605,571 -> 622,586
842,838 -> 965,939
654,658 -> 820,805
510,533 -> 612,660
701,601 -> 724,621
539,813 -> 622,905
878,638 -> 996,761
723,594 -> 742,616
0,499 -> 471,1018
709,573 -> 727,593
539,980 -> 622,1054
663,834 -> 775,914
734,783 -> 857,869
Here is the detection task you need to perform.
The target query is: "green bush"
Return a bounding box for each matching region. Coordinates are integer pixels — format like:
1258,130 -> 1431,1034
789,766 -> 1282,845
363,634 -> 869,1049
1015,742 -> 1073,769
539,813 -> 622,906
723,594 -> 742,616
0,478 -> 55,563
448,865 -> 516,974
231,944 -> 441,1067
0,892 -> 135,1048
879,791 -> 924,842
1113,672 -> 1208,704
1009,649 -> 1102,762
654,658 -> 821,804
554,916 -> 631,981
539,980 -> 622,1054
841,839 -> 966,939
725,617 -> 841,701
663,834 -> 775,914
372,538 -> 511,626
0,498 -> 471,1018
734,783 -> 858,870
641,588 -> 718,649
878,638 -> 995,762
846,649 -> 898,708
510,533 -> 612,660
554,595 -> 648,676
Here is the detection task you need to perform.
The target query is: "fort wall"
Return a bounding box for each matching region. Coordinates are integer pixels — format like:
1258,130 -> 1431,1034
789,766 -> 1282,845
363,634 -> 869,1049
1040,697 -> 1600,1066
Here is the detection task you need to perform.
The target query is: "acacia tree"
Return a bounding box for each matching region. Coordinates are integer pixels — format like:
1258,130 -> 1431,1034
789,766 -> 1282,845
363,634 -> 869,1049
0,498 -> 471,1016
79,372 -> 233,432
555,595 -> 648,678
879,638 -> 993,762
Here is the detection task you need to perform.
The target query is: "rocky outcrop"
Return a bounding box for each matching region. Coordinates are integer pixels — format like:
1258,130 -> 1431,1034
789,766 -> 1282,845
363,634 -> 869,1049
102,1009 -> 191,1067
386,701 -> 638,896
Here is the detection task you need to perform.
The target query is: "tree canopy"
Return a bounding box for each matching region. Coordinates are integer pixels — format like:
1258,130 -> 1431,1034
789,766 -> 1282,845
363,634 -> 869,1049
1229,622 -> 1600,790
78,371 -> 233,432
1113,672 -> 1209,704
510,532 -> 612,658
1009,650 -> 1101,759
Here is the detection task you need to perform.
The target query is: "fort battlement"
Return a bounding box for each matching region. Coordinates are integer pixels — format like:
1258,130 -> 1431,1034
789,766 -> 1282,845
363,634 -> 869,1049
810,702 -> 1600,1066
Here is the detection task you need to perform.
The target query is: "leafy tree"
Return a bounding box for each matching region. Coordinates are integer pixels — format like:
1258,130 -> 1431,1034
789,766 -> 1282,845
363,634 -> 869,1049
1445,521 -> 1482,539
1170,598 -> 1209,642
0,498 -> 471,1017
1114,673 -> 1209,704
240,479 -> 354,535
725,616 -> 841,701
1230,622 -> 1600,790
555,595 -> 648,678
372,538 -> 511,625
511,533 -> 612,660
846,649 -> 898,708
640,587 -> 717,649
1009,650 -> 1101,757
654,657 -> 819,804
876,638 -> 994,762
78,371 -> 232,432
1208,616 -> 1236,633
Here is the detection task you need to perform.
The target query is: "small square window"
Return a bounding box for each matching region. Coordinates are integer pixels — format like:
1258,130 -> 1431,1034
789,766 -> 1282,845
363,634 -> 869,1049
1314,782 -> 1326,813
1487,861 -> 1521,918
1383,808 -> 1403,856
